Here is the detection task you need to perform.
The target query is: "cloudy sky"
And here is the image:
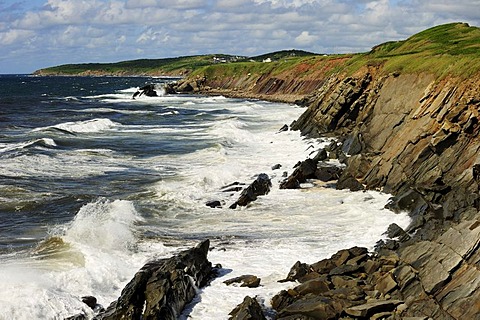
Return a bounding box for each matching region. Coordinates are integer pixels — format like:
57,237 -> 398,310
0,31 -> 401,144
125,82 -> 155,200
1,0 -> 479,74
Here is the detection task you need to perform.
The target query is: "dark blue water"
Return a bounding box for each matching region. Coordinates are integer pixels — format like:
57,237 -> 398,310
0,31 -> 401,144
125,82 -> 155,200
0,75 -> 220,252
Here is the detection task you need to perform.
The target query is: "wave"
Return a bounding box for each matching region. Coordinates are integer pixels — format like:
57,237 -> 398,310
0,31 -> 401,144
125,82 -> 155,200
0,138 -> 57,153
0,198 -> 160,319
33,118 -> 118,134
74,107 -> 157,115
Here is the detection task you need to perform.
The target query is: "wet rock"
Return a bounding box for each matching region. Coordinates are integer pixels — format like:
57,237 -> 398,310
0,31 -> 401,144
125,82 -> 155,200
312,148 -> 328,162
206,200 -> 222,208
228,296 -> 266,320
280,159 -> 317,189
272,164 -> 282,170
224,275 -> 261,288
278,124 -> 289,132
81,296 -> 97,310
335,171 -> 364,191
94,240 -> 213,320
386,223 -> 411,242
315,163 -> 343,182
230,174 -> 271,208
280,261 -> 312,282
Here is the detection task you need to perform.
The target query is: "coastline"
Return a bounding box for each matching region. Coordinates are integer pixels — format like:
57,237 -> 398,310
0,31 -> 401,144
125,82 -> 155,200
167,68 -> 480,319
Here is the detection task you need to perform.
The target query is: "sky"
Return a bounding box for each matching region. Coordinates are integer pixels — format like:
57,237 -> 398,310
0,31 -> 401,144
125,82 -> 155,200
0,0 -> 479,74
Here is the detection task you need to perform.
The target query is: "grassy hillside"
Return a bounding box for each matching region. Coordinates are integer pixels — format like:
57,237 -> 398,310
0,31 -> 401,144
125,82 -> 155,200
188,23 -> 480,81
34,23 -> 480,80
33,54 -> 243,76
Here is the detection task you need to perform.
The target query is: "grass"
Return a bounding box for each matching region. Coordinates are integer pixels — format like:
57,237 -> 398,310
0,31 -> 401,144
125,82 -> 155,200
36,23 -> 480,80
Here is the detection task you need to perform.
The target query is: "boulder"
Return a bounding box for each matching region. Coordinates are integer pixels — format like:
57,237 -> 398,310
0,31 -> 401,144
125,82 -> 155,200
315,163 -> 343,182
280,159 -> 318,189
344,299 -> 403,317
94,240 -> 213,320
224,275 -> 261,288
228,296 -> 266,320
230,174 -> 271,208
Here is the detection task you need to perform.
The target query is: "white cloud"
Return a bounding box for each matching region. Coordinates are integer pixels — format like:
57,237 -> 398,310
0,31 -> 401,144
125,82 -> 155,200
0,0 -> 479,73
0,28 -> 34,45
295,31 -> 317,45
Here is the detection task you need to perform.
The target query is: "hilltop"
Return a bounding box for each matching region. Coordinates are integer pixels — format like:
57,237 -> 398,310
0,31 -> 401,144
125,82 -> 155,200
32,50 -> 318,76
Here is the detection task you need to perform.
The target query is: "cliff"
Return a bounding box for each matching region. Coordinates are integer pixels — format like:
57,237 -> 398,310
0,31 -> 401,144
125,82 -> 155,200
173,22 -> 480,318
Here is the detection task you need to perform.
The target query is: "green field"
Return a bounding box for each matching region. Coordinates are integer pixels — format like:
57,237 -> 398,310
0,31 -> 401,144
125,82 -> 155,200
35,23 -> 480,79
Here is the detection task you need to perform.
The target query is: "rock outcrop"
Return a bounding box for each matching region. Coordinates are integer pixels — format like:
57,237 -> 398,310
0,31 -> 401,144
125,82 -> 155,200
94,240 -> 214,320
230,173 -> 272,209
289,68 -> 480,318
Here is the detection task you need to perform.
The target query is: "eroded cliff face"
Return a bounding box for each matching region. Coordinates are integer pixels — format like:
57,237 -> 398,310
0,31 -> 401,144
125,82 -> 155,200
291,68 -> 480,319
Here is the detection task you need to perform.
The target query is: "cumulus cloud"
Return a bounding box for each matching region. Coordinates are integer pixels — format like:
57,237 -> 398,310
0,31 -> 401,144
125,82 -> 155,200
0,0 -> 479,73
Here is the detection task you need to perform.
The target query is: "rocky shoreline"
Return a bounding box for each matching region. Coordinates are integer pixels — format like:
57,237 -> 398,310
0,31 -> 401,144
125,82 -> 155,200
168,68 -> 480,319
67,63 -> 480,319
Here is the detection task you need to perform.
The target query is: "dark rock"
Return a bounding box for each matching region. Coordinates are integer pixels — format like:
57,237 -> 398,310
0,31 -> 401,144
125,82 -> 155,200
280,261 -> 311,282
328,264 -> 361,276
132,84 -> 158,99
336,171 -> 364,191
386,223 -> 411,242
342,131 -> 365,155
81,296 -> 97,310
94,240 -> 213,320
221,181 -> 245,192
272,164 -> 282,170
206,200 -> 222,208
228,296 -> 266,320
65,314 -> 87,320
278,124 -> 289,133
229,174 -> 271,209
280,159 -> 318,189
293,279 -> 332,296
315,163 -> 343,182
224,275 -> 261,288
312,148 -> 328,162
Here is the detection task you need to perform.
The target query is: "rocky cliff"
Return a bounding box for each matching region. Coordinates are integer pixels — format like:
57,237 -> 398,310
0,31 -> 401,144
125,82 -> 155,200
172,23 -> 480,319
286,68 -> 480,319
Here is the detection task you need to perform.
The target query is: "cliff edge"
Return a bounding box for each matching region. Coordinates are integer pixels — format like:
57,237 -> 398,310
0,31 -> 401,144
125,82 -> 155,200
174,22 -> 480,319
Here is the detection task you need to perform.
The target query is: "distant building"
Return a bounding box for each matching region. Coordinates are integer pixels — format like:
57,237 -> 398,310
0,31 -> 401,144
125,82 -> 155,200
263,58 -> 272,63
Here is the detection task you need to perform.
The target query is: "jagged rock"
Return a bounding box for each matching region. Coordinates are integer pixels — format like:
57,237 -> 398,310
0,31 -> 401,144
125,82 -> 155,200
344,299 -> 403,317
315,163 -> 343,182
280,159 -> 317,189
386,223 -> 411,242
94,240 -> 213,320
272,163 -> 282,170
280,261 -> 311,282
81,296 -> 97,310
229,174 -> 271,208
312,148 -> 328,162
224,275 -> 261,288
228,296 -> 266,320
278,124 -> 289,132
342,131 -> 365,155
132,84 -> 158,99
206,200 -> 222,208
336,171 -> 364,191
275,295 -> 340,320
375,272 -> 398,294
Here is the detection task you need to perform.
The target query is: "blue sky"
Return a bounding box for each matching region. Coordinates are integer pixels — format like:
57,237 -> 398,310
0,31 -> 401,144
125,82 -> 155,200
1,0 -> 479,74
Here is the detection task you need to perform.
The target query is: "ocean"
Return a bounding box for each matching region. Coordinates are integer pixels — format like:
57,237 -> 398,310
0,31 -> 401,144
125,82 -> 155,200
0,75 -> 410,319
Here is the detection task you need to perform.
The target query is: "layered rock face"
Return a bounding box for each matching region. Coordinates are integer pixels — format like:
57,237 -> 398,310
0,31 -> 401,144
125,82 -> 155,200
291,68 -> 480,318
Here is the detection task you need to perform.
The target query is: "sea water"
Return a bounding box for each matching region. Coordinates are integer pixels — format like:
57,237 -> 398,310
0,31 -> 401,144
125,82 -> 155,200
0,75 -> 410,319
